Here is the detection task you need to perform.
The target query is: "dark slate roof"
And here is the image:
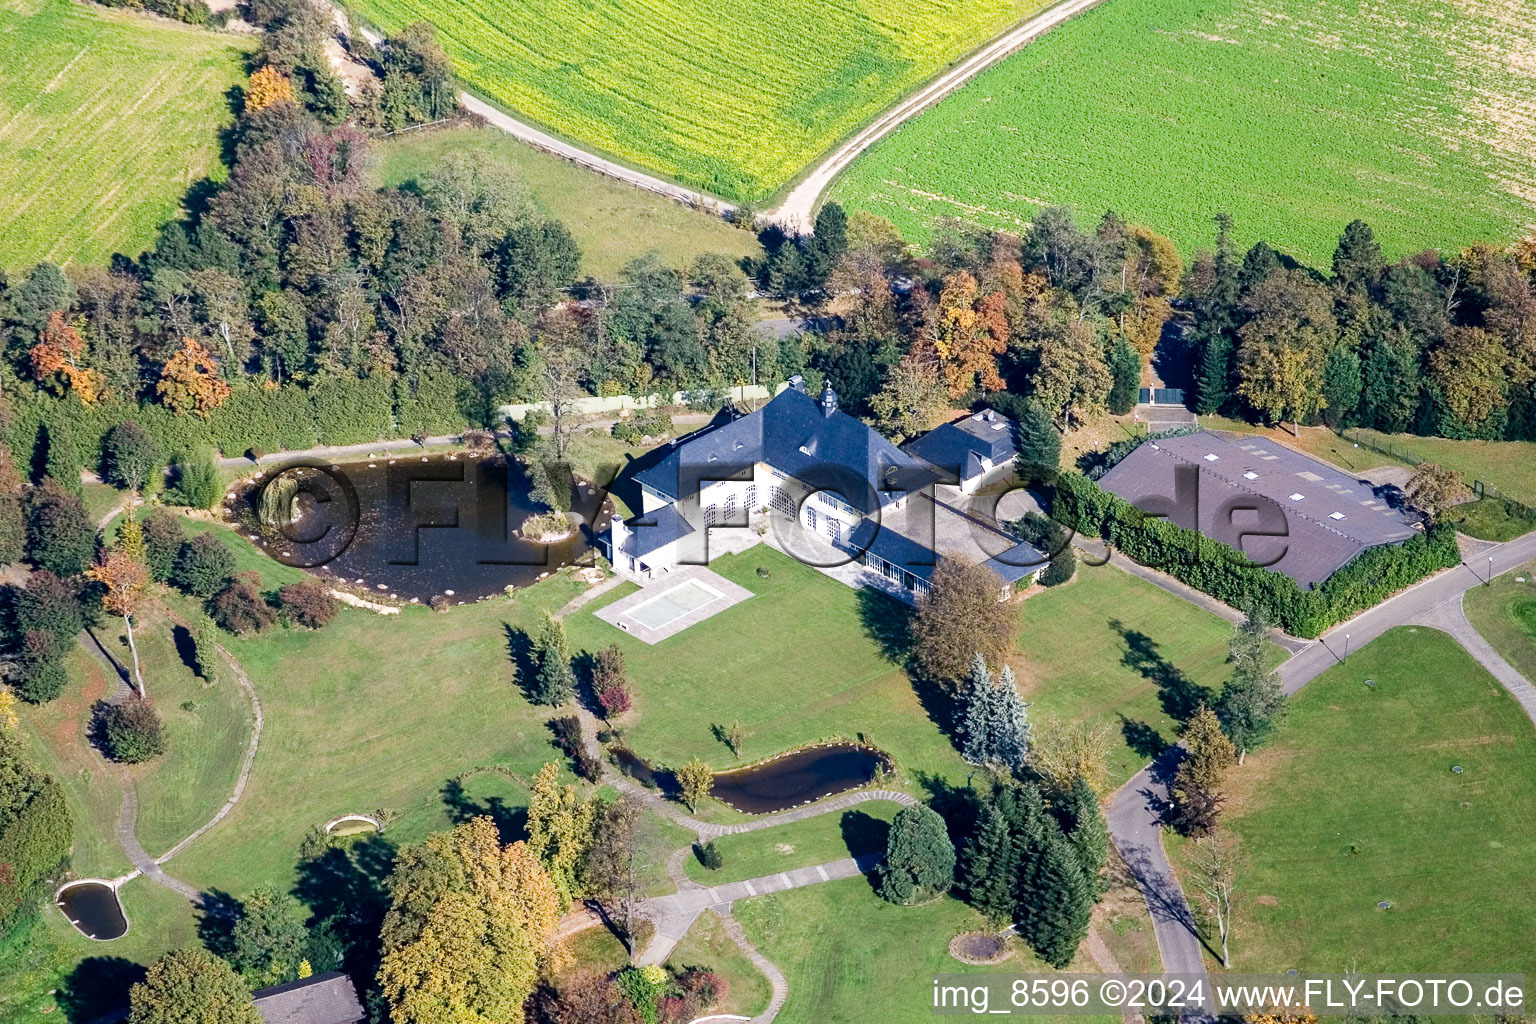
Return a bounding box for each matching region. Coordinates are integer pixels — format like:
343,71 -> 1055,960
253,972 -> 365,1024
634,386 -> 937,514
621,501 -> 695,558
1097,431 -> 1419,588
904,409 -> 1017,479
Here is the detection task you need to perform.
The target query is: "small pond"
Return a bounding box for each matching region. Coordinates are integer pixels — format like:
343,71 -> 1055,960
231,454 -> 613,603
57,882 -> 128,940
710,743 -> 891,814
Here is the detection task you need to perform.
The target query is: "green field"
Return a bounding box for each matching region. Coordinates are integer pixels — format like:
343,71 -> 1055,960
1464,562 -> 1536,684
1172,627 -> 1536,972
377,128 -> 763,278
830,0 -> 1536,264
0,0 -> 249,268
346,0 -> 1051,202
683,800 -> 902,885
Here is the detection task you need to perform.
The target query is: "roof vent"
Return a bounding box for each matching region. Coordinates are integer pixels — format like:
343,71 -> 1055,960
1329,512 -> 1346,520
1288,492 -> 1305,501
1203,454 -> 1220,462
991,421 -> 1006,430
1243,471 -> 1259,480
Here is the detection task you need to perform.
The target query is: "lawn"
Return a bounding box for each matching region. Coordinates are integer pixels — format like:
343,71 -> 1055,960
345,0 -> 1053,202
377,128 -> 762,279
666,911 -> 772,1018
683,799 -> 902,885
1464,561 -> 1536,684
568,546 -> 1264,801
0,0 -> 249,268
734,877 -> 1118,1024
1171,627 -> 1536,972
830,0 -> 1536,265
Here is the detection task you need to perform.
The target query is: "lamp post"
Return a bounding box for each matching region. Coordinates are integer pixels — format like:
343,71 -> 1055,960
1487,555 -> 1494,587
1344,632 -> 1351,662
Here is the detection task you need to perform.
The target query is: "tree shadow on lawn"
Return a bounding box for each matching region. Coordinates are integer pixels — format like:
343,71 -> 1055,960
1120,715 -> 1170,761
195,888 -> 243,959
1111,619 -> 1211,725
440,778 -> 528,843
503,623 -> 540,702
171,623 -> 199,674
856,586 -> 914,665
56,955 -> 147,1023
913,771 -> 985,854
841,808 -> 889,896
293,834 -> 397,997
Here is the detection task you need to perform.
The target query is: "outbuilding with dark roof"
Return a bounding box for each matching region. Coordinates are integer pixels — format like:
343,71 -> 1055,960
252,972 -> 365,1024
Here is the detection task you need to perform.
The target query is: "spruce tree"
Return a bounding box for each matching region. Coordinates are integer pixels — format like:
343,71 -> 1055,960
877,804 -> 956,905
532,614 -> 574,705
960,802 -> 1017,924
1216,612 -> 1285,758
1017,827 -> 1093,968
1063,775 -> 1109,899
959,654 -> 994,768
990,665 -> 1030,775
1107,333 -> 1141,415
1013,400 -> 1061,484
1193,332 -> 1233,414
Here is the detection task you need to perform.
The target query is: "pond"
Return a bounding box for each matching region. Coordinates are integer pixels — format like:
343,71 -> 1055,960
57,881 -> 128,940
231,454 -> 613,603
710,743 -> 891,814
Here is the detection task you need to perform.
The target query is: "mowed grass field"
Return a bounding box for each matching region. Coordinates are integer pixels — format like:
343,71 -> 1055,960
377,128 -> 761,279
345,0 -> 1052,202
1464,561 -> 1536,683
0,0 -> 249,268
1172,627 -> 1536,972
830,0 -> 1536,263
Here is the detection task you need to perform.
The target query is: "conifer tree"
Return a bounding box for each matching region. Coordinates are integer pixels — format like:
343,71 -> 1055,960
1063,775 -> 1109,899
1216,611 -> 1285,759
877,804 -> 956,905
1017,827 -> 1093,968
961,801 -> 1019,925
531,614 -> 575,705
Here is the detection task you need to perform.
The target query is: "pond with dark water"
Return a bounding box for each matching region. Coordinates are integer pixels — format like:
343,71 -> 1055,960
57,882 -> 128,940
232,454 -> 612,603
710,744 -> 891,814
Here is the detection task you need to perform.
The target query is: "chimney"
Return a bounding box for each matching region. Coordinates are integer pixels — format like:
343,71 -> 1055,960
787,374 -> 806,393
820,379 -> 838,417
608,513 -> 625,565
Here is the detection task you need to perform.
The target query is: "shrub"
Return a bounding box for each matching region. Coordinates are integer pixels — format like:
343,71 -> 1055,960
11,570 -> 83,646
98,696 -> 167,763
549,715 -> 600,781
616,965 -> 666,1024
876,804 -> 956,905
22,480 -> 95,576
694,840 -> 723,871
597,682 -> 632,717
167,450 -> 221,509
0,731 -> 72,935
277,579 -> 339,628
141,511 -> 186,582
14,646 -> 67,704
173,533 -> 235,597
211,575 -> 276,635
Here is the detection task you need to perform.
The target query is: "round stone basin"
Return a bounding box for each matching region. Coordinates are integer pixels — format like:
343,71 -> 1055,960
56,881 -> 128,940
710,744 -> 891,814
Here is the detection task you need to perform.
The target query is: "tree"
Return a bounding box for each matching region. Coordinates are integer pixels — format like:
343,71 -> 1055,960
156,338 -> 231,418
676,758 -> 714,813
129,947 -> 263,1024
229,887 -> 309,987
1106,332 -> 1141,415
101,421 -> 164,493
870,347 -> 950,441
533,970 -> 643,1024
23,481 -> 95,576
931,271 -> 1006,396
1028,718 -> 1113,796
578,795 -> 642,946
1013,399 -> 1062,484
100,695 -> 167,763
531,614 -> 575,705
1017,824 -> 1093,968
526,761 -> 598,905
1332,219 -> 1383,298
960,655 -> 1030,775
958,798 -> 1019,924
1033,320 -> 1112,430
1215,610 -> 1285,759
211,575 -> 276,634
877,803 -> 955,905
1427,326 -> 1510,431
1321,344 -> 1362,429
86,547 -> 150,696
379,817 -> 566,1024
1188,830 -> 1238,967
173,533 -> 236,597
29,312 -> 104,404
1062,774 -> 1109,898
0,687 -> 15,731
12,568 -> 83,647
909,558 -> 1014,688
14,631 -> 67,703
1404,462 -> 1464,522
1194,332 -> 1234,415
1236,269 -> 1337,433
246,65 -> 296,111
193,612 -> 220,684
1171,704 -> 1235,837
141,511 -> 185,582
167,450 -> 221,509
499,219 -> 581,309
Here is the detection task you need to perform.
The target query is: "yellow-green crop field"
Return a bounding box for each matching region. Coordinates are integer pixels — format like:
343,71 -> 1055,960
830,0 -> 1536,264
344,0 -> 1051,202
0,0 -> 250,269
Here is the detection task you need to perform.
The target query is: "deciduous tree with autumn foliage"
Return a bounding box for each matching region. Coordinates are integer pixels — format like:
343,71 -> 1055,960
86,531 -> 151,697
156,338 -> 231,418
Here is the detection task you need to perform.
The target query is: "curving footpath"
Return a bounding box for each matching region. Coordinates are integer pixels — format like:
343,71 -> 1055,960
1107,528 -> 1536,1003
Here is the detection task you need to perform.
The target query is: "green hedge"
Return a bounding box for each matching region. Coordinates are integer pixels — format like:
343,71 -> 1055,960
0,738 -> 73,933
1052,471 -> 1461,638
4,367 -> 481,476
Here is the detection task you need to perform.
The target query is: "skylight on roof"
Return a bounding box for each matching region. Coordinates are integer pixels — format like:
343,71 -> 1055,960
1329,512 -> 1346,520
1288,492 -> 1305,501
1243,471 -> 1259,480
991,422 -> 1006,430
1203,454 -> 1220,461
